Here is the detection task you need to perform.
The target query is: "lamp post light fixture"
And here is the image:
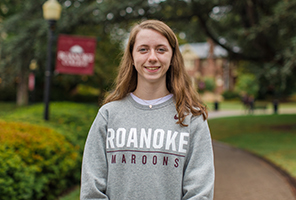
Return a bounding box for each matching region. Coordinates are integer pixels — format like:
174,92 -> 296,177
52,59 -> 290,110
42,0 -> 62,120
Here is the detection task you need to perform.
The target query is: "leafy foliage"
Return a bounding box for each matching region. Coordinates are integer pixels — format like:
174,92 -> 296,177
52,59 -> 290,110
0,146 -> 36,200
1,0 -> 296,103
2,102 -> 98,149
235,73 -> 259,97
222,90 -> 240,100
0,101 -> 99,199
0,120 -> 79,200
0,0 -> 122,104
198,76 -> 216,93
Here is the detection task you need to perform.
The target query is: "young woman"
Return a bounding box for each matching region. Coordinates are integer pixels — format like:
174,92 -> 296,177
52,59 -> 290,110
80,20 -> 215,200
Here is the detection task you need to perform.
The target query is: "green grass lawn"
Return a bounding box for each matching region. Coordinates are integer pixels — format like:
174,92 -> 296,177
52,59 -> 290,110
206,101 -> 245,111
278,101 -> 296,109
59,187 -> 80,200
0,102 -> 18,115
209,114 -> 296,178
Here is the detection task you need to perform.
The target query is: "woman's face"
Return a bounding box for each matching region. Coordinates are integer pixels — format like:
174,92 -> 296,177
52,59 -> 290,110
132,29 -> 173,87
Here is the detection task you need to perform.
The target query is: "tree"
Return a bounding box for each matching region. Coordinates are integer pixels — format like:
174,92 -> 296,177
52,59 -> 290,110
0,1 -> 50,105
150,0 -> 296,97
1,0 -> 296,105
0,0 -> 123,105
198,0 -> 296,98
55,0 -> 296,98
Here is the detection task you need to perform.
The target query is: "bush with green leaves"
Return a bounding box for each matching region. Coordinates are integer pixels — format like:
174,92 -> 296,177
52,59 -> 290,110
222,90 -> 240,100
235,73 -> 259,97
0,146 -> 37,200
0,121 -> 79,200
198,77 -> 216,93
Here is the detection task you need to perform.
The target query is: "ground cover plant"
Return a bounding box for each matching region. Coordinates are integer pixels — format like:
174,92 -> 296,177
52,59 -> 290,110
208,114 -> 296,178
0,102 -> 18,115
0,121 -> 79,200
0,102 -> 98,199
1,102 -> 98,154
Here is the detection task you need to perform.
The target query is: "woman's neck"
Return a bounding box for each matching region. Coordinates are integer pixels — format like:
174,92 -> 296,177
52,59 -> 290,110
133,82 -> 169,100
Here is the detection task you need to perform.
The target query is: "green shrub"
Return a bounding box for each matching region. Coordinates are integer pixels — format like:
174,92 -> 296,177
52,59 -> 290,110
235,73 -> 259,97
204,77 -> 216,92
0,146 -> 37,200
222,90 -> 240,100
0,121 -> 79,200
198,77 -> 216,93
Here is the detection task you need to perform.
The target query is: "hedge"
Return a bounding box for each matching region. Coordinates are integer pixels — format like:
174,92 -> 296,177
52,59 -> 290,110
0,121 -> 79,200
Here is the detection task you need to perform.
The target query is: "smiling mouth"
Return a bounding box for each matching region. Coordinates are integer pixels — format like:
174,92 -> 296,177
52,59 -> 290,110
145,66 -> 160,70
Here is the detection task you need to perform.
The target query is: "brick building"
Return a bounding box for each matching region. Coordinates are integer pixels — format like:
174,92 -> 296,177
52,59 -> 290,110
180,39 -> 237,96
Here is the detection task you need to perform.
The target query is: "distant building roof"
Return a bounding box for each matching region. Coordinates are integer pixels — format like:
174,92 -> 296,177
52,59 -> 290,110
180,42 -> 228,59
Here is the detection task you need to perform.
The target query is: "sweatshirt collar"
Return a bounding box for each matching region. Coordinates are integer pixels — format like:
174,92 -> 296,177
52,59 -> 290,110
127,93 -> 174,110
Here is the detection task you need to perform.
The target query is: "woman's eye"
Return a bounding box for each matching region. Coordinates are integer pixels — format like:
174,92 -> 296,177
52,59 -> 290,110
139,48 -> 148,52
157,48 -> 166,52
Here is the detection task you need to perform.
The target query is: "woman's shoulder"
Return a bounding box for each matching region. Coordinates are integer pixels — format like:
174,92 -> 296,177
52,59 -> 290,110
99,96 -> 130,112
100,97 -> 127,110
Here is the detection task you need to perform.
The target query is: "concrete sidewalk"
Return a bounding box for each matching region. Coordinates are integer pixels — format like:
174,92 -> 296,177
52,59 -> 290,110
208,109 -> 296,200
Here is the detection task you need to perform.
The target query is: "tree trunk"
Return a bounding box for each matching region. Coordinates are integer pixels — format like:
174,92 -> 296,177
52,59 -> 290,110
16,72 -> 29,106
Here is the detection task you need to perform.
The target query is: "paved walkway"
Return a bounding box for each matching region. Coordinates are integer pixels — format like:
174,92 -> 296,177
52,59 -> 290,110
208,108 -> 296,200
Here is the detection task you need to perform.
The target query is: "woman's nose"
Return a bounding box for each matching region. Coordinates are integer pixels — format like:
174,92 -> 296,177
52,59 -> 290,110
148,50 -> 157,62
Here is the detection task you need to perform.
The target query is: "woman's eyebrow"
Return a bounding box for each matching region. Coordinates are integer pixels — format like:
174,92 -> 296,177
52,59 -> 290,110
136,44 -> 169,47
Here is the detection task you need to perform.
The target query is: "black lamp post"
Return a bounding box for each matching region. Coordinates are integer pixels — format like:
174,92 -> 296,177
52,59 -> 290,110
42,0 -> 62,120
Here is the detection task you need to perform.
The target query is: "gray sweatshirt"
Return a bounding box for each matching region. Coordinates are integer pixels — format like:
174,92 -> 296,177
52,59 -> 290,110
80,95 -> 215,200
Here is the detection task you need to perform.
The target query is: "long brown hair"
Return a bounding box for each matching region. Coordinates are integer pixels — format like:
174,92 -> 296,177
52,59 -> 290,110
104,20 -> 208,126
